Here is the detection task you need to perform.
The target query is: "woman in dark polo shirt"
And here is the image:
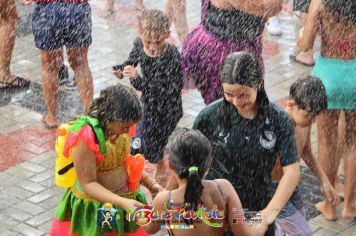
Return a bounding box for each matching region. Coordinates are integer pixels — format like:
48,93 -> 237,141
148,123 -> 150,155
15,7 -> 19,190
192,52 -> 300,236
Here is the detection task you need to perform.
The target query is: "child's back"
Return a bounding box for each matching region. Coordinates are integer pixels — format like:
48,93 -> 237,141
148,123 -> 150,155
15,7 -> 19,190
143,130 -> 267,236
154,179 -> 229,236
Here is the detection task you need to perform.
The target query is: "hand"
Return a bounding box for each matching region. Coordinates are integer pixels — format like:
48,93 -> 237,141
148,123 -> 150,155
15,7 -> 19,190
150,183 -> 164,198
258,208 -> 278,225
248,212 -> 268,236
18,0 -> 32,4
123,65 -> 139,80
249,219 -> 268,236
321,180 -> 339,206
112,69 -> 123,79
122,199 -> 145,214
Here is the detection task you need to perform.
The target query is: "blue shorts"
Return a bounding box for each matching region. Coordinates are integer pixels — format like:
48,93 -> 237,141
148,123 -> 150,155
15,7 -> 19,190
32,2 -> 92,50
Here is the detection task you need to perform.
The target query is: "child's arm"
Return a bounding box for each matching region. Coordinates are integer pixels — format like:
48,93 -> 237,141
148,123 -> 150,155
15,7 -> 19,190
141,171 -> 164,198
73,140 -> 144,212
112,38 -> 141,79
216,179 -> 267,236
298,126 -> 338,205
142,191 -> 170,234
125,66 -> 147,91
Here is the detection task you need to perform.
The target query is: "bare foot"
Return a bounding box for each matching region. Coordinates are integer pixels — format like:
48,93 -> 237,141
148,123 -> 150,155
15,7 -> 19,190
315,201 -> 337,221
296,51 -> 315,66
335,180 -> 345,199
155,160 -> 167,186
42,114 -> 58,129
342,203 -> 356,219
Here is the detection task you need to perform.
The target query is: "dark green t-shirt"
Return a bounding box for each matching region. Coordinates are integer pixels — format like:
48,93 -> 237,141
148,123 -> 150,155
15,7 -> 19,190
193,100 -> 298,211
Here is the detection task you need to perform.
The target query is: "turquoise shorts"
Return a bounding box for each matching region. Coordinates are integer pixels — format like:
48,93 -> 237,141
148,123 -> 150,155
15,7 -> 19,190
312,56 -> 356,110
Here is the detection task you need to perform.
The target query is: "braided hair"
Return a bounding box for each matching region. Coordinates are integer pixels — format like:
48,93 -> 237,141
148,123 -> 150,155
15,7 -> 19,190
220,51 -> 271,140
169,129 -> 212,211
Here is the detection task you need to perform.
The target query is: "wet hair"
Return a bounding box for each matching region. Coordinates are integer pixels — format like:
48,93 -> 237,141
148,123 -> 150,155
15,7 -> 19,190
138,9 -> 170,35
220,51 -> 271,139
87,84 -> 142,132
289,76 -> 327,115
169,129 -> 212,211
324,0 -> 356,24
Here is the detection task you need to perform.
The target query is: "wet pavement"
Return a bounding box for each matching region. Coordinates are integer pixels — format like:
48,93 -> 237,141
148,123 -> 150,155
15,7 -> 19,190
0,0 -> 355,235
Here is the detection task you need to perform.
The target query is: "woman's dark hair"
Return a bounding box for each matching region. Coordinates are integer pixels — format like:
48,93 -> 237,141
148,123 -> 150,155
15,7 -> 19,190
220,51 -> 271,139
324,0 -> 356,24
290,76 -> 328,115
169,129 -> 212,211
87,84 -> 142,132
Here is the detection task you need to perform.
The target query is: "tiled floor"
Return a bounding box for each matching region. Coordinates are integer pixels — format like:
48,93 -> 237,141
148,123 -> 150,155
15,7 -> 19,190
0,0 -> 354,235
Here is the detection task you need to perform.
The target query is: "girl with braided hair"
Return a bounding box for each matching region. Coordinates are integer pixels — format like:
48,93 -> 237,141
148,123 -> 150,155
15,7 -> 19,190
143,129 -> 268,236
190,52 -> 300,236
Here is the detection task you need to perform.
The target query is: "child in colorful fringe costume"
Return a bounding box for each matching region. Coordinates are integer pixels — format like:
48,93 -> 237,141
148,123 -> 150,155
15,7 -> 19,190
51,84 -> 162,236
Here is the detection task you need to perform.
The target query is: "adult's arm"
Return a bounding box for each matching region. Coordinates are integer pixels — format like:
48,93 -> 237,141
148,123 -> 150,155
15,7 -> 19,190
262,109 -> 300,223
297,0 -> 322,51
261,162 -> 300,224
73,140 -> 144,212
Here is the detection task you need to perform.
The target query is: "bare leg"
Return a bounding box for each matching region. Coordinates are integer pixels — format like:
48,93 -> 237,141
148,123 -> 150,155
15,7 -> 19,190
336,111 -> 346,197
104,0 -> 115,17
165,0 -> 188,44
335,180 -> 345,198
135,0 -> 143,9
315,110 -> 339,220
39,49 -> 64,127
295,12 -> 314,65
341,111 -> 356,219
67,47 -> 93,112
0,0 -> 18,84
135,0 -> 144,18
